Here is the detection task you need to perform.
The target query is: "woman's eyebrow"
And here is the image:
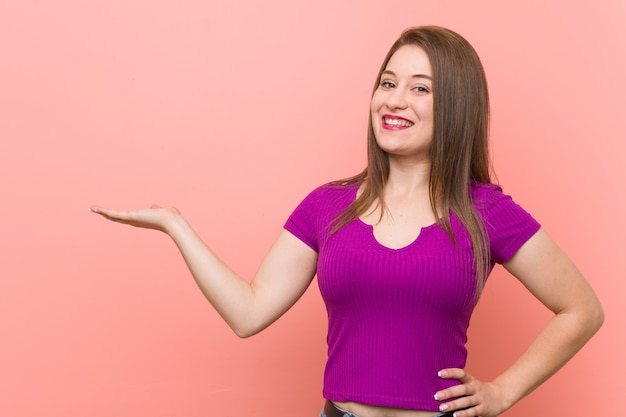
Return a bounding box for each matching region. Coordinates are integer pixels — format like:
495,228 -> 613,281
382,69 -> 432,80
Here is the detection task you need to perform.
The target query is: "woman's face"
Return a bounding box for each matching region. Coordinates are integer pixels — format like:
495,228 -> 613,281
370,45 -> 434,163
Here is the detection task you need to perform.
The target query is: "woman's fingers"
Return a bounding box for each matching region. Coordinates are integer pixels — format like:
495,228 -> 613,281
435,368 -> 507,417
89,205 -> 180,232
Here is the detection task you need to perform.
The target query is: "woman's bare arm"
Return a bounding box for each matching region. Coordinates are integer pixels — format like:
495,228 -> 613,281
89,205 -> 318,337
435,228 -> 604,417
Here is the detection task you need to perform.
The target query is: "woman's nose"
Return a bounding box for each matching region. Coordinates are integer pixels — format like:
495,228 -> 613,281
386,89 -> 408,109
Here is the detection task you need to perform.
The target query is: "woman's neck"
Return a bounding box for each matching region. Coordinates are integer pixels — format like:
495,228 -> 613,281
384,159 -> 431,196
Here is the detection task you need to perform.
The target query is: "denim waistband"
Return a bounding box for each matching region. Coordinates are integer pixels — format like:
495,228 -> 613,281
321,400 -> 456,417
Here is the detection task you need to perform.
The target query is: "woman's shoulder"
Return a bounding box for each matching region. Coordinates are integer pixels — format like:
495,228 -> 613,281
285,181 -> 359,246
469,182 -> 541,263
469,180 -> 539,229
290,181 -> 359,219
304,181 -> 359,204
470,181 -> 505,209
470,180 -> 502,196
469,181 -> 533,217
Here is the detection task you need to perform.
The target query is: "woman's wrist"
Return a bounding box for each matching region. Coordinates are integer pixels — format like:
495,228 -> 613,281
162,210 -> 188,238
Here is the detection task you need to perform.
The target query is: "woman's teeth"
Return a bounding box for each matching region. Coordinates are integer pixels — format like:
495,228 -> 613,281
384,117 -> 413,127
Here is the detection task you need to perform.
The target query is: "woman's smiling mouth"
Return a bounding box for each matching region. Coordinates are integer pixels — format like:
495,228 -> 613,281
383,114 -> 414,129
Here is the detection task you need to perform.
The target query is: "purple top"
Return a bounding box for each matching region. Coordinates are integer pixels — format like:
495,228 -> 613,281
284,182 -> 541,411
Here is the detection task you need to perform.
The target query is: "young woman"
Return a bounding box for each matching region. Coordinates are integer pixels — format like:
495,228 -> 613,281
90,26 -> 604,417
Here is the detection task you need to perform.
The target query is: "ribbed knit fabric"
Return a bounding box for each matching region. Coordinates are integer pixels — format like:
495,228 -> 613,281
284,182 -> 540,411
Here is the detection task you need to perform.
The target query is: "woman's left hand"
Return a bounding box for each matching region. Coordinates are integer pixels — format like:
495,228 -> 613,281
434,368 -> 509,417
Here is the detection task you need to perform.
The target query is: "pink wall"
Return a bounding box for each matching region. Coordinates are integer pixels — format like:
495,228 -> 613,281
1,1 -> 623,416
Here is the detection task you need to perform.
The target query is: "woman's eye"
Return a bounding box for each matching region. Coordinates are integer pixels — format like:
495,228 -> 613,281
413,86 -> 430,93
380,80 -> 396,89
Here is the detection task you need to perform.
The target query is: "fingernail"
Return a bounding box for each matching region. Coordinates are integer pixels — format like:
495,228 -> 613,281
434,393 -> 440,401
439,404 -> 448,412
438,370 -> 448,377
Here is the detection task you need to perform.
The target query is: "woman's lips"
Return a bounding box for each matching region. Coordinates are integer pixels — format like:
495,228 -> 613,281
382,114 -> 414,130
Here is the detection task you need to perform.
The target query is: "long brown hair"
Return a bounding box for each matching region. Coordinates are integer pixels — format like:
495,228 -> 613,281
333,26 -> 493,292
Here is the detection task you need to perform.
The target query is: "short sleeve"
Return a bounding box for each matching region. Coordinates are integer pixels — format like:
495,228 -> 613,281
284,183 -> 358,253
473,184 -> 541,264
284,188 -> 324,252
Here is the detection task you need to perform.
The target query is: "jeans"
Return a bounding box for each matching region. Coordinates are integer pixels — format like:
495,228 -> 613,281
320,402 -> 359,417
320,404 -> 450,417
320,406 -> 355,417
